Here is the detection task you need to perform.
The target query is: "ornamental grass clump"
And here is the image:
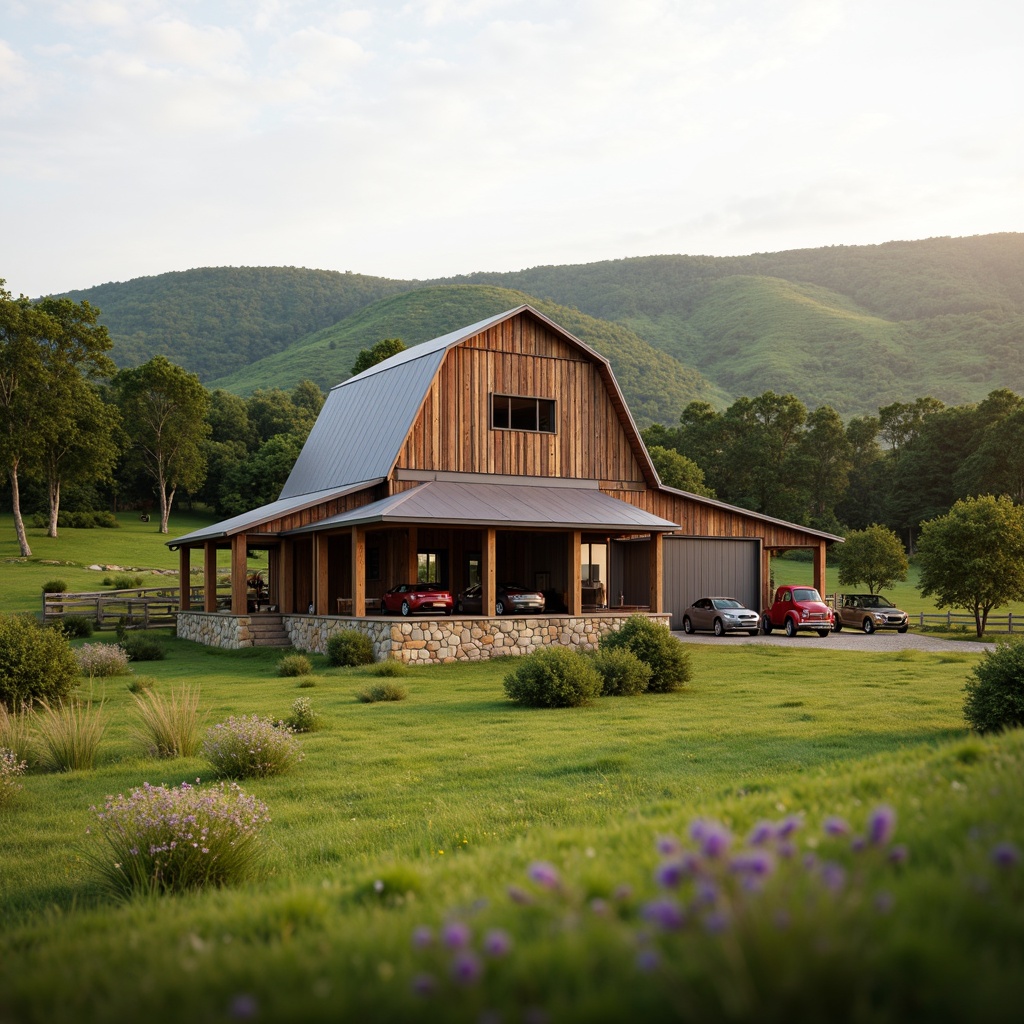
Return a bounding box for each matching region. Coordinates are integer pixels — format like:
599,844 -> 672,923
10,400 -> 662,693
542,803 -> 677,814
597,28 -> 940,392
35,698 -> 106,772
87,780 -> 270,899
0,748 -> 28,805
132,685 -> 204,758
0,703 -> 34,765
75,642 -> 131,679
327,629 -> 375,667
964,637 -> 1024,733
355,681 -> 408,703
285,696 -> 319,733
203,715 -> 303,778
502,647 -> 603,708
600,614 -> 691,692
277,653 -> 312,678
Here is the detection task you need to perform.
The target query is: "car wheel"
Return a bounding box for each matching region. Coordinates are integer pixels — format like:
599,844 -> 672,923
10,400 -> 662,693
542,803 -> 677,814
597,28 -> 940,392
401,600 -> 411,617
762,615 -> 773,635
713,618 -> 725,637
833,620 -> 843,632
748,629 -> 760,637
682,616 -> 693,634
784,617 -> 797,638
455,601 -> 463,614
862,618 -> 875,634
495,600 -> 505,616
817,629 -> 830,637
898,625 -> 909,633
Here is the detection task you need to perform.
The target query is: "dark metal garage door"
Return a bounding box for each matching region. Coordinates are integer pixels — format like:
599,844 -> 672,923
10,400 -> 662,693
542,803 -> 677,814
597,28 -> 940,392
663,537 -> 762,631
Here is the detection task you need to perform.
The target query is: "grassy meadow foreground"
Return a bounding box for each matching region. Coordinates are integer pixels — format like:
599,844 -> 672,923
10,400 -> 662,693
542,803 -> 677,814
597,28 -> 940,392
3,634 -> 1024,1022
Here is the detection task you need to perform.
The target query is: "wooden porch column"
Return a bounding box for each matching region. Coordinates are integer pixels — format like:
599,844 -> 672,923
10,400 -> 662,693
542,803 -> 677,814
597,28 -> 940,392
352,527 -> 366,617
406,526 -> 419,584
482,527 -> 496,617
314,533 -> 329,615
568,530 -> 582,615
178,546 -> 191,611
648,532 -> 663,613
762,546 -> 773,611
279,539 -> 294,614
813,541 -> 827,600
204,542 -> 218,612
231,534 -> 248,614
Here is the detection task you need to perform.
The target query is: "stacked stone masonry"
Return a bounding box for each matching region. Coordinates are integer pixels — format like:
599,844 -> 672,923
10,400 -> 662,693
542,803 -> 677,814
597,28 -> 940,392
176,612 -> 672,663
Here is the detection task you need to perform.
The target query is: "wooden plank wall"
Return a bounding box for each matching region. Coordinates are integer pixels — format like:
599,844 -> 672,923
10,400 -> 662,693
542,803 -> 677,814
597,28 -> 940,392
396,319 -> 647,483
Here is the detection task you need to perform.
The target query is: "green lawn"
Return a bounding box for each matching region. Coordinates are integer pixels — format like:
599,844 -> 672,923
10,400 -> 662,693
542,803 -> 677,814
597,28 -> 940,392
3,636 -> 1023,1022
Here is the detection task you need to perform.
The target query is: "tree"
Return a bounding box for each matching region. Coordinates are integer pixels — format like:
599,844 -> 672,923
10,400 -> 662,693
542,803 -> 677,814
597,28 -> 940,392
916,495 -> 1024,637
647,446 -> 715,497
797,405 -> 852,528
350,337 -> 406,376
113,356 -> 210,533
832,525 -> 908,594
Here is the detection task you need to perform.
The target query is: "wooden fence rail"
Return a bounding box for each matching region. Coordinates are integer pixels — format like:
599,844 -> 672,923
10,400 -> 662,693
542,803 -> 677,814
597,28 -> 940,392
42,584 -> 232,629
824,596 -> 1018,634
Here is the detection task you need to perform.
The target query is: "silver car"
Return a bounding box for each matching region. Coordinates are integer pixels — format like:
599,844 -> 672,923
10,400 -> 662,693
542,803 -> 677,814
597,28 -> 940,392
681,597 -> 761,637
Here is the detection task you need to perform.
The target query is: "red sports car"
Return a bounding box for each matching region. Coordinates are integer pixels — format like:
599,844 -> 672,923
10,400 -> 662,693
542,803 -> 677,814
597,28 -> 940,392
380,583 -> 454,616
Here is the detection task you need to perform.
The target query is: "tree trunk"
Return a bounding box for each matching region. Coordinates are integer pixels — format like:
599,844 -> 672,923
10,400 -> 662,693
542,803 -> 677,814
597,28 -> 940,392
160,485 -> 176,535
9,462 -> 32,557
47,473 -> 60,538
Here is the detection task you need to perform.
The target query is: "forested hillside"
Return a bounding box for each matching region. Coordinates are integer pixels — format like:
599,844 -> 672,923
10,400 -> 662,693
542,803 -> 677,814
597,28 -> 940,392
209,285 -> 726,427
52,232 -> 1024,419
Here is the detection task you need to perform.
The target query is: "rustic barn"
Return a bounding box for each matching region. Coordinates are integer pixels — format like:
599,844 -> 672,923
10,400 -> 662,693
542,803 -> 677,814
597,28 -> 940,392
169,305 -> 840,655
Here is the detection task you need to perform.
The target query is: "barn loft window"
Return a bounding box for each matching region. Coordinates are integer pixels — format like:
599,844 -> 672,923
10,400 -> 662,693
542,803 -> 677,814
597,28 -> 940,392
491,394 -> 556,433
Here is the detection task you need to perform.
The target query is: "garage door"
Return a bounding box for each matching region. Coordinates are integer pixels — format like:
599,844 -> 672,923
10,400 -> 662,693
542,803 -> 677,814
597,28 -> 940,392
663,537 -> 762,631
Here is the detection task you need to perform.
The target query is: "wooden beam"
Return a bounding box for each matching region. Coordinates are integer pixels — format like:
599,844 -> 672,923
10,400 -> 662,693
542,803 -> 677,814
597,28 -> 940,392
813,541 -> 827,600
204,542 -> 218,612
352,527 -> 366,617
482,527 -> 496,617
279,539 -> 294,614
762,546 -> 773,610
406,526 -> 418,584
231,535 -> 247,614
178,546 -> 191,611
568,530 -> 582,615
648,532 -> 663,613
314,533 -> 329,615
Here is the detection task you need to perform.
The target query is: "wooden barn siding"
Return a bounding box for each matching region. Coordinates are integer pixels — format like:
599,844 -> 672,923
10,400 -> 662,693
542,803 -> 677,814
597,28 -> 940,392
396,321 -> 646,483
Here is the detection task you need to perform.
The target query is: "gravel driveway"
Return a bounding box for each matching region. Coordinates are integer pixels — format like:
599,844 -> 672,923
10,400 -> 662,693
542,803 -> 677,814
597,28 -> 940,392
672,629 -> 995,654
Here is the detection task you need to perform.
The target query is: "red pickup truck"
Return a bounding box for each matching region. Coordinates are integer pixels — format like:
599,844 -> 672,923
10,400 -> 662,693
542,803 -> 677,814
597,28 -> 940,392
762,585 -> 834,638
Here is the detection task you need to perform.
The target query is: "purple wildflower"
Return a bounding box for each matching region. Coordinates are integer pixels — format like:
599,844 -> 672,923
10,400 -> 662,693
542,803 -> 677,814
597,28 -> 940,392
730,850 -> 775,878
888,844 -> 910,866
636,948 -> 661,973
411,925 -> 434,950
589,898 -> 609,916
655,859 -> 686,888
507,884 -> 533,905
656,834 -> 681,856
641,897 -> 686,931
820,861 -> 847,892
867,805 -> 897,846
851,836 -> 867,853
777,814 -> 803,838
228,993 -> 259,1020
482,929 -> 513,958
527,861 -> 561,889
411,973 -> 438,997
690,820 -> 732,859
991,842 -> 1021,869
449,950 -> 483,986
441,921 -> 471,950
702,909 -> 730,934
747,820 -> 777,846
612,884 -> 633,902
823,816 -> 851,837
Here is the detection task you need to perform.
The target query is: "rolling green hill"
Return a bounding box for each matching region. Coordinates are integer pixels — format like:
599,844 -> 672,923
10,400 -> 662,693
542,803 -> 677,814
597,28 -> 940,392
208,284 -> 727,427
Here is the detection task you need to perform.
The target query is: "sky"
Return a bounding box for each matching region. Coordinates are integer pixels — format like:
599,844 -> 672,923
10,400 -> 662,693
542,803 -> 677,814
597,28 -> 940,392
1,0 -> 1022,298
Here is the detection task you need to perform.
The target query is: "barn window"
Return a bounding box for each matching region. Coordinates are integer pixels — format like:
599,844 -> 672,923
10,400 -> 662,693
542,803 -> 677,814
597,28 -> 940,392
491,394 -> 556,433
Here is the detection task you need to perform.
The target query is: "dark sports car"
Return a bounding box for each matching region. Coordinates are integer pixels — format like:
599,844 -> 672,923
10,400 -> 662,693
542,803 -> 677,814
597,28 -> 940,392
455,583 -> 546,615
380,583 -> 454,616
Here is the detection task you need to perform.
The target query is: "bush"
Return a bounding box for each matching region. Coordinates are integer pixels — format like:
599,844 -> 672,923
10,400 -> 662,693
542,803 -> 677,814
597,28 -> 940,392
126,675 -> 158,694
502,647 -> 603,708
203,715 -> 303,778
41,579 -> 68,594
964,638 -> 1024,733
109,573 -> 144,590
0,748 -> 27,805
87,780 -> 269,898
277,654 -> 313,677
600,615 -> 691,693
368,661 -> 410,678
0,614 -> 79,711
327,629 -> 375,667
56,615 -> 94,639
0,704 -> 34,765
75,642 -> 131,678
121,635 -> 166,662
355,681 -> 409,703
132,685 -> 204,758
35,698 -> 106,772
590,647 -> 652,696
286,696 -> 320,732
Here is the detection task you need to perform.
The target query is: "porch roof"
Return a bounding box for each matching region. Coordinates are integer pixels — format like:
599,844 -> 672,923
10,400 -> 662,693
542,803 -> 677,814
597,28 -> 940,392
283,480 -> 679,534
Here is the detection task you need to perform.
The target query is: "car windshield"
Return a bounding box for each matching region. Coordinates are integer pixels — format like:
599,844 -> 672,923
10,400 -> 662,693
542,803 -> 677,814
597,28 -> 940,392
712,599 -> 742,609
861,595 -> 894,608
792,588 -> 822,602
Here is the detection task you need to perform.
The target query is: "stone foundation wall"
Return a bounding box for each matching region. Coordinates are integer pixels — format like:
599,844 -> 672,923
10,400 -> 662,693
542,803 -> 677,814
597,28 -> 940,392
176,611 -> 672,662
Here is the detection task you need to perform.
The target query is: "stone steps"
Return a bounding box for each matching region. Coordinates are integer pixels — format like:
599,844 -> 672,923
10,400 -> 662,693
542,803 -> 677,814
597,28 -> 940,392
247,614 -> 291,647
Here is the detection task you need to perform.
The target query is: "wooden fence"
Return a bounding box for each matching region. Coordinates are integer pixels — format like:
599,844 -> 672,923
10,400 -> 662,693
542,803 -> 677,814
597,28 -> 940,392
42,584 -> 232,630
826,595 -> 1020,634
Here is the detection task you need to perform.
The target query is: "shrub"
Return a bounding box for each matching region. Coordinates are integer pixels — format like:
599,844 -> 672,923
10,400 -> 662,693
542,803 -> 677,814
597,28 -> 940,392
327,629 -> 375,667
600,615 -> 691,693
110,573 -> 144,590
87,780 -> 269,898
34,698 -> 106,772
368,661 -> 410,678
0,614 -> 79,711
286,696 -> 320,732
41,579 -> 68,594
75,642 -> 131,678
126,675 -> 158,694
203,715 -> 303,778
355,681 -> 409,703
132,686 -> 204,758
0,748 -> 27,805
502,647 -> 603,708
277,654 -> 313,677
0,704 -> 34,765
964,638 -> 1024,733
121,635 -> 166,662
590,647 -> 652,696
94,511 -> 119,528
56,615 -> 94,639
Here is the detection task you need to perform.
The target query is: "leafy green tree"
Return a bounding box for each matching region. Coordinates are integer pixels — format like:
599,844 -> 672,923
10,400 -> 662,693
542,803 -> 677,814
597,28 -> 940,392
350,337 -> 406,376
217,433 -> 304,515
835,415 -> 885,530
246,386 -> 318,444
647,446 -> 715,497
113,356 -> 210,533
954,391 -> 1024,504
916,495 -> 1024,637
832,525 -> 908,594
798,405 -> 852,527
